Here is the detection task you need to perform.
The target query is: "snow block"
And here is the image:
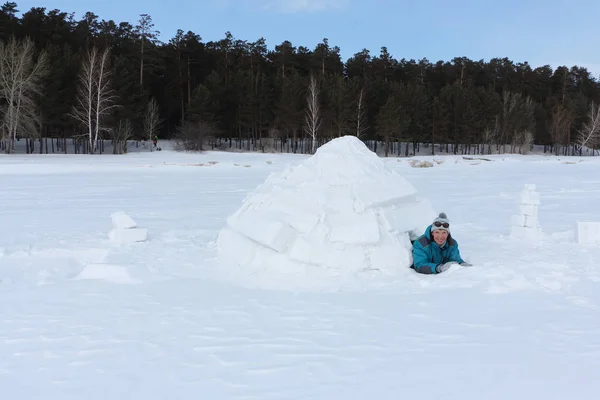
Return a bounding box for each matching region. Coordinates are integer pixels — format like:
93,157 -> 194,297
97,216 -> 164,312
509,183 -> 542,243
520,190 -> 540,205
326,209 -> 380,245
510,214 -> 527,227
523,215 -> 537,229
353,180 -> 417,210
576,222 -> 600,245
229,212 -> 297,253
519,204 -> 538,217
75,263 -> 139,284
216,228 -> 259,266
108,228 -> 147,243
380,200 -> 437,234
111,211 -> 137,229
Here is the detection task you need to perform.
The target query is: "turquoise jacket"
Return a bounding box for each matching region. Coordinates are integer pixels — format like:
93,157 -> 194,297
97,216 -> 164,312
411,225 -> 465,274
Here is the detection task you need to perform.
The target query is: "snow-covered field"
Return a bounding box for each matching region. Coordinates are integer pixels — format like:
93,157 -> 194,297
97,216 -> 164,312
1,145 -> 599,399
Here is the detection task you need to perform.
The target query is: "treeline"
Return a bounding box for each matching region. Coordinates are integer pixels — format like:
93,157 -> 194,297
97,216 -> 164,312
1,2 -> 600,155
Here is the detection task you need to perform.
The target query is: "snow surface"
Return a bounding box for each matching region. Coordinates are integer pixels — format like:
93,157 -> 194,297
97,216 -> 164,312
216,136 -> 436,291
1,149 -> 600,399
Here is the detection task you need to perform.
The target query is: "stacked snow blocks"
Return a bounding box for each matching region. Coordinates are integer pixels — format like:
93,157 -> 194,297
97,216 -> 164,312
108,211 -> 147,243
510,184 -> 541,242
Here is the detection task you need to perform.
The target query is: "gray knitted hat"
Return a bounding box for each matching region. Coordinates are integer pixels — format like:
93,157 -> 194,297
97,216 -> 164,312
431,212 -> 450,233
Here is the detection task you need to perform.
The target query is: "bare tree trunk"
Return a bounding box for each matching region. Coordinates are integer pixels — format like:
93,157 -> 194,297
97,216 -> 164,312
356,86 -> 368,138
70,46 -> 118,154
144,97 -> 162,151
187,56 -> 191,106
577,101 -> 600,155
0,36 -> 48,153
304,74 -> 321,154
113,119 -> 133,154
72,47 -> 96,152
140,36 -> 144,87
514,130 -> 533,154
550,104 -> 573,156
94,48 -> 112,148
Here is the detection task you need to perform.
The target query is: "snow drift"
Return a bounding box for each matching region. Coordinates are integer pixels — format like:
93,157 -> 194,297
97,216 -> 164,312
215,135 -> 436,290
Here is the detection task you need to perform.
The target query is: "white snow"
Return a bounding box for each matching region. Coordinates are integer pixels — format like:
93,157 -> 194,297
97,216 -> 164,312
1,148 -> 600,399
215,136 -> 436,291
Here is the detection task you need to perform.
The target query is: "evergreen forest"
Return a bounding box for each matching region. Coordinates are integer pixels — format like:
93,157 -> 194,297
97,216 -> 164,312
1,2 -> 599,156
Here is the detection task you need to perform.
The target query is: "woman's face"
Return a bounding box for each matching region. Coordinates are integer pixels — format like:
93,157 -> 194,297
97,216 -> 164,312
432,229 -> 448,245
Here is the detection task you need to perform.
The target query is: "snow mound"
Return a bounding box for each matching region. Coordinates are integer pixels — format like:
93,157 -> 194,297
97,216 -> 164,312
215,136 -> 436,291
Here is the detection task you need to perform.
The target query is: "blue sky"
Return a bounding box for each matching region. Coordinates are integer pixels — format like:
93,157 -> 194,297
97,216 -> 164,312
15,0 -> 600,79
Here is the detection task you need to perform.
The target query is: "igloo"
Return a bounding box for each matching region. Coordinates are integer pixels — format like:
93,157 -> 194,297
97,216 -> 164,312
216,136 -> 436,286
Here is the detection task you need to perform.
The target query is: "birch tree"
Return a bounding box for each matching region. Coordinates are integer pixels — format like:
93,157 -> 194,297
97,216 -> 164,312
144,97 -> 161,151
0,36 -> 48,153
481,123 -> 498,155
71,46 -> 119,154
550,104 -> 573,155
304,74 -> 321,153
514,130 -> 534,154
577,102 -> 600,155
355,85 -> 368,138
112,119 -> 133,154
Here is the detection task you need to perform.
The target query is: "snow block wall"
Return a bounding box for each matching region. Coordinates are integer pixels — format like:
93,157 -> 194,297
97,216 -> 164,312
510,184 -> 541,243
216,135 -> 437,284
108,211 -> 147,243
576,222 -> 600,245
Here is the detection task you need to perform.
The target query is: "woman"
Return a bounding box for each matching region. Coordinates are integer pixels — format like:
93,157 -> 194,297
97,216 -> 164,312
411,212 -> 472,274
